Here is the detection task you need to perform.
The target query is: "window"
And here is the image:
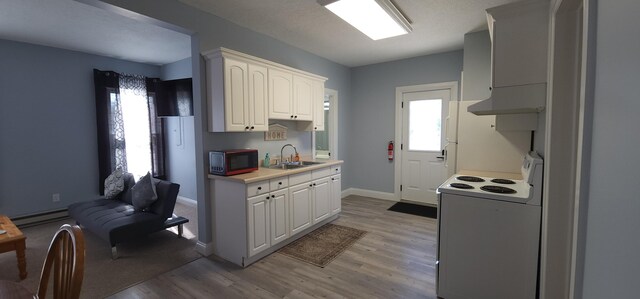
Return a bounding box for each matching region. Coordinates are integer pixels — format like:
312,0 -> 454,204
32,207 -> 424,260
408,99 -> 441,151
94,69 -> 165,192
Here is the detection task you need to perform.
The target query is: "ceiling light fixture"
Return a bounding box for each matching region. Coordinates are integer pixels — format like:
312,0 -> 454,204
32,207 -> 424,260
318,0 -> 412,40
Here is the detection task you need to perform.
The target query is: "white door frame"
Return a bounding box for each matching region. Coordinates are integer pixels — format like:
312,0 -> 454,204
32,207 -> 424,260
312,88 -> 339,159
394,82 -> 459,201
540,0 -> 594,298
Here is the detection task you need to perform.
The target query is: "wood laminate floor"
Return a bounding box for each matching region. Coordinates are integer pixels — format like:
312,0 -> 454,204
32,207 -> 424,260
108,196 -> 438,299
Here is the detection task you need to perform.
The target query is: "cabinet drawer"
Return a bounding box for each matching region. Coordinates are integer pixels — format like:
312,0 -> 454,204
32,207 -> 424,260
289,172 -> 312,186
270,177 -> 289,190
331,165 -> 341,174
247,181 -> 269,196
312,167 -> 331,180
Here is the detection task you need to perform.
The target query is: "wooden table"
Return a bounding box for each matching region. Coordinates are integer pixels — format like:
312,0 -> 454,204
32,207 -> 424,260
0,215 -> 27,280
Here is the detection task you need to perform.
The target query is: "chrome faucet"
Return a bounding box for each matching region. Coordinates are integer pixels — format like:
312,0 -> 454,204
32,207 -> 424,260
280,144 -> 298,164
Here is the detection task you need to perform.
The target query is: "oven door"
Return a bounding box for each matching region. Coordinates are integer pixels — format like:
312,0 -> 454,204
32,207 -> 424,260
225,151 -> 258,175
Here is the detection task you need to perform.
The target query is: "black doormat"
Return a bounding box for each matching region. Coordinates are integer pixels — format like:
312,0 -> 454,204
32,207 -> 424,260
388,202 -> 437,219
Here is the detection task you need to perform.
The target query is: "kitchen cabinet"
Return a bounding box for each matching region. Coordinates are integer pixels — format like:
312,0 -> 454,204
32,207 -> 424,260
487,0 -> 549,88
203,48 -> 326,132
247,188 -> 288,257
330,174 -> 342,215
209,161 -> 343,267
298,80 -> 325,131
289,182 -> 313,236
204,50 -> 269,132
312,177 -> 331,223
269,69 -> 316,121
268,68 -> 294,120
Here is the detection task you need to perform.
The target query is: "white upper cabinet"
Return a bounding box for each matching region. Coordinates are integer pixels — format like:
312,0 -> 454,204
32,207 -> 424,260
204,49 -> 269,132
292,75 -> 313,121
268,68 -> 294,120
203,48 -> 326,132
488,0 -> 549,88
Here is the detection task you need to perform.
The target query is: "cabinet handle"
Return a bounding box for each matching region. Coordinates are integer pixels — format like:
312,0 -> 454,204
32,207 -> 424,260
331,178 -> 335,181
294,115 -> 298,119
313,183 -> 316,186
489,86 -> 492,91
257,187 -> 262,190
271,195 -> 275,198
278,182 -> 282,185
314,127 -> 317,130
266,196 -> 270,200
290,115 -> 294,118
309,184 -> 313,187
250,126 -> 254,130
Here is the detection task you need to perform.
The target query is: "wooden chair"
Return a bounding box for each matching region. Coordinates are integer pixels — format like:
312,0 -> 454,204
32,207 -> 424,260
0,224 -> 85,299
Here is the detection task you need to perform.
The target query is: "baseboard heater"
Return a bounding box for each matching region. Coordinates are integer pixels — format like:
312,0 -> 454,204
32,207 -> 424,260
11,209 -> 69,228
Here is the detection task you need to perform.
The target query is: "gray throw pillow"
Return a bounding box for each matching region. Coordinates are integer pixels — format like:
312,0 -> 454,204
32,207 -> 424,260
132,172 -> 158,211
104,168 -> 125,199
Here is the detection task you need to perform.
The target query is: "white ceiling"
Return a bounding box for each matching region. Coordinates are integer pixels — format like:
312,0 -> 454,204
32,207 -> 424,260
0,0 -> 191,66
176,0 -> 521,67
0,0 -> 522,67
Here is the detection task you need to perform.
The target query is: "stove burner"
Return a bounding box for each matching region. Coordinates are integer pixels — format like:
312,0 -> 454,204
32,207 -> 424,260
491,178 -> 516,184
480,185 -> 517,194
456,176 -> 485,182
450,183 -> 474,189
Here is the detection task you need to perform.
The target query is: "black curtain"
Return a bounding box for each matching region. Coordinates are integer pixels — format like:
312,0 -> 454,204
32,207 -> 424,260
94,69 -> 166,194
146,78 -> 166,180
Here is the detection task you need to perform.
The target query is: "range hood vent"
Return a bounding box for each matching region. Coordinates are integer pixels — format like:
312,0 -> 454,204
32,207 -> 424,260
467,83 -> 546,115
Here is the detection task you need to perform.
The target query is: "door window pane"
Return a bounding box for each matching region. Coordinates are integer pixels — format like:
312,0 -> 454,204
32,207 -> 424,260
409,99 -> 441,151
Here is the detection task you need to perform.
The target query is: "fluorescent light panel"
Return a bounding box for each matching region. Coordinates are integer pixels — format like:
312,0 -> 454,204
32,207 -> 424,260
320,0 -> 411,40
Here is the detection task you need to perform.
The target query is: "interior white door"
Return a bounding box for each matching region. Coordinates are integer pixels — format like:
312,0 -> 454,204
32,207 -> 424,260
401,89 -> 451,205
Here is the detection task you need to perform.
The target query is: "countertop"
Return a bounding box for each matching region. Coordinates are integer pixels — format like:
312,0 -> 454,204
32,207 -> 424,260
208,159 -> 344,184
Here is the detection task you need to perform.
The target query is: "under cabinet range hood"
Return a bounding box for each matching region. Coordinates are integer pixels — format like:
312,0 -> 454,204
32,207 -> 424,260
467,83 -> 546,115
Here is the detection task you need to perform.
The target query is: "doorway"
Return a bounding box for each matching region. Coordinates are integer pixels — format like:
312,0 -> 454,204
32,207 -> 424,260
314,88 -> 338,159
394,82 -> 458,206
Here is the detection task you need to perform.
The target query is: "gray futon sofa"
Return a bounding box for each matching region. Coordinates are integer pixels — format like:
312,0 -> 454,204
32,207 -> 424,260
68,173 -> 187,258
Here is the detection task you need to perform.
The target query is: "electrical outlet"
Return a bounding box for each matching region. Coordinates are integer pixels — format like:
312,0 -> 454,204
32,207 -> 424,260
52,193 -> 60,202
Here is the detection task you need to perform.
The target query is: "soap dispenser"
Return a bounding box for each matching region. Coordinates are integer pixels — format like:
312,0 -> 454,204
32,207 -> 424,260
263,153 -> 270,167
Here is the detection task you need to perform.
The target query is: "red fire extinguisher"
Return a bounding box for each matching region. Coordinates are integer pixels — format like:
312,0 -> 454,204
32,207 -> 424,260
388,141 -> 394,161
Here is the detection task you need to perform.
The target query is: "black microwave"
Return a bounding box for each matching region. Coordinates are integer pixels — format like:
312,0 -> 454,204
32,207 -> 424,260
209,149 -> 259,176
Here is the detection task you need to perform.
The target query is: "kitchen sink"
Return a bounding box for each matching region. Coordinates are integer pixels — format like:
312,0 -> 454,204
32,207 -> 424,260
268,161 -> 325,170
269,163 -> 307,170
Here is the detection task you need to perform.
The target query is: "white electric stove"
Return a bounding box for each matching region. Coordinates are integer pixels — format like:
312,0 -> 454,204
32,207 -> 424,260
436,152 -> 544,299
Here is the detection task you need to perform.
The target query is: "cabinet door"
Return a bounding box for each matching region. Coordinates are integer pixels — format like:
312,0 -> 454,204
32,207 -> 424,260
312,80 -> 325,131
247,194 -> 270,257
268,68 -> 293,120
248,63 -> 269,131
289,183 -> 313,236
269,189 -> 289,246
330,174 -> 342,215
312,177 -> 331,222
224,58 -> 249,132
293,75 -> 314,121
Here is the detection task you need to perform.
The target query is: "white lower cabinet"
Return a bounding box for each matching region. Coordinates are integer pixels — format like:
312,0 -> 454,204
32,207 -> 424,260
312,177 -> 331,223
330,174 -> 342,215
289,182 -> 313,236
248,188 -> 289,257
269,189 -> 289,246
248,194 -> 270,257
211,162 -> 343,267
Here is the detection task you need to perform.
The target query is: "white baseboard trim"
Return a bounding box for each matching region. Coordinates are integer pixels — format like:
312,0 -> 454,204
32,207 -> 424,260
195,241 -> 214,256
342,188 -> 398,202
177,196 -> 197,207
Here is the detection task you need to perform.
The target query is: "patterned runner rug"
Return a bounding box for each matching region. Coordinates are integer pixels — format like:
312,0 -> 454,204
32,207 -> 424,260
278,223 -> 367,267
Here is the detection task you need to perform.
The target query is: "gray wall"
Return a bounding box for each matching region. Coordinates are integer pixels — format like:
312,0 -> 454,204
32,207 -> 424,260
160,57 -> 197,201
0,39 -> 160,217
582,0 -> 640,297
349,51 -> 463,193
